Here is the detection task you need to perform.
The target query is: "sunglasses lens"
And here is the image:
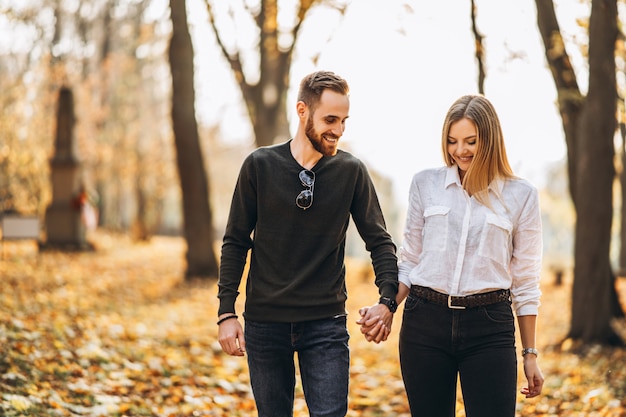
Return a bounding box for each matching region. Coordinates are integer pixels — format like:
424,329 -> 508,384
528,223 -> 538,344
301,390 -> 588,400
299,170 -> 315,187
296,190 -> 313,209
296,169 -> 315,210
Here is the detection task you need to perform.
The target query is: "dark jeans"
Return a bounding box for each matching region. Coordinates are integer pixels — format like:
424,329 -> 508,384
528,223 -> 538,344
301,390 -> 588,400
399,294 -> 517,417
245,316 -> 350,417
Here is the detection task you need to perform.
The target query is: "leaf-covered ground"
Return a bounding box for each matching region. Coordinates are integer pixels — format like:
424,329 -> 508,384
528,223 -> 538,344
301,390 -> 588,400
1,231 -> 626,416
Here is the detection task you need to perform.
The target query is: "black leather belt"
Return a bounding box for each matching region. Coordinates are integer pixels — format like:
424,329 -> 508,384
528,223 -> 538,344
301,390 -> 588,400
410,285 -> 511,309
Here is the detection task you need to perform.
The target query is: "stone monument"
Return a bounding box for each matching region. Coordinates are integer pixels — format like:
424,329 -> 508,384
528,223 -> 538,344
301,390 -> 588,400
43,87 -> 92,250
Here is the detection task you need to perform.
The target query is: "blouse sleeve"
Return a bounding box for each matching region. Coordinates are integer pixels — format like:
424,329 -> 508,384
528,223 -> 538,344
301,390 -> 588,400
509,185 -> 543,316
398,174 -> 424,288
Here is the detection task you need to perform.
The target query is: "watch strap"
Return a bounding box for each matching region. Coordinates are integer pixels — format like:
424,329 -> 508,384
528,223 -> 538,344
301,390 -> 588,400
378,296 -> 398,313
522,347 -> 539,357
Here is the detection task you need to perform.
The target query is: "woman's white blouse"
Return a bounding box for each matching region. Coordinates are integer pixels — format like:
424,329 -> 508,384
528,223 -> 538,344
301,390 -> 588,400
398,166 -> 542,316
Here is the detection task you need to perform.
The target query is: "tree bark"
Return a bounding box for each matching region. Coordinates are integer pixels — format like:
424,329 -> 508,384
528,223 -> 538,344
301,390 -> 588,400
470,0 -> 486,95
619,120 -> 626,275
169,0 -> 218,279
204,0 -> 345,147
535,0 -> 623,345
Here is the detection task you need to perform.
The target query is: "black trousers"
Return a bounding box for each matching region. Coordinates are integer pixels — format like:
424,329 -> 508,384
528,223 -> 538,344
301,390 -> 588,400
399,294 -> 517,417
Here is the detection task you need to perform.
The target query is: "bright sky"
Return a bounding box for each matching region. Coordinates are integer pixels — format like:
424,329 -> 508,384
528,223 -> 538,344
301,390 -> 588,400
189,0 -> 585,203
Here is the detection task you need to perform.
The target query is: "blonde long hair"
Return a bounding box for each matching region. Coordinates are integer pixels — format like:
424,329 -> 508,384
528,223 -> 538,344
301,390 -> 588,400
441,95 -> 514,206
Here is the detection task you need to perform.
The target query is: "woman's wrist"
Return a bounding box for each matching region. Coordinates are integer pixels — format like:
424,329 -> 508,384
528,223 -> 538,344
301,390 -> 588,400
521,347 -> 538,357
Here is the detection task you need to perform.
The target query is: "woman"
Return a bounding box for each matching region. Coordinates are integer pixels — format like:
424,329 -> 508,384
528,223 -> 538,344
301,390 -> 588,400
361,94 -> 544,416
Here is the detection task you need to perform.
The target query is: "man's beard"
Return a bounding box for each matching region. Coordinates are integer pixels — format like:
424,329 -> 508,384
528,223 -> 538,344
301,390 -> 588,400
305,117 -> 338,157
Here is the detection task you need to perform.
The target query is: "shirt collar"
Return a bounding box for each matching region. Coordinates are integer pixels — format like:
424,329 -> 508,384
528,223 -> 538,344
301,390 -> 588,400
444,165 -> 461,188
444,165 -> 506,193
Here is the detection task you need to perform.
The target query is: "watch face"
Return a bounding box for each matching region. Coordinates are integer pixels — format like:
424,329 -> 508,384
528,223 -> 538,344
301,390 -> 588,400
380,297 -> 397,312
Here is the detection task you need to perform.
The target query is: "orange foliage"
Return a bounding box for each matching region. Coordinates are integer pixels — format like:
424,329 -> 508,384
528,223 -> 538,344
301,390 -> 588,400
0,231 -> 625,416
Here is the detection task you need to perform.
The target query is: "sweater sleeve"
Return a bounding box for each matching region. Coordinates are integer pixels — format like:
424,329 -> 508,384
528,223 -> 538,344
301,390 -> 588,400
350,161 -> 399,299
217,154 -> 257,316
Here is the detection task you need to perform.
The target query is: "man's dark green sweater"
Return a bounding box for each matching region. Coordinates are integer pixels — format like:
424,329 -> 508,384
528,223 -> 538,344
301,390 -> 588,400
217,140 -> 399,322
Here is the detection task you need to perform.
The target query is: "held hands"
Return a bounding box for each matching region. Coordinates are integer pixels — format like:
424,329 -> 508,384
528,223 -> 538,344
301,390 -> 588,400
217,315 -> 246,356
520,355 -> 544,398
356,303 -> 394,344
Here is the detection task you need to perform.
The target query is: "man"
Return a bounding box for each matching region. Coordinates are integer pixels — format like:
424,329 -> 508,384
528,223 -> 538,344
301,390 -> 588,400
217,70 -> 398,417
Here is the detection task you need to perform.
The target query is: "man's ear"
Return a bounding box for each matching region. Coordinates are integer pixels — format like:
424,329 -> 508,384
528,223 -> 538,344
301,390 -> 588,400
296,101 -> 307,119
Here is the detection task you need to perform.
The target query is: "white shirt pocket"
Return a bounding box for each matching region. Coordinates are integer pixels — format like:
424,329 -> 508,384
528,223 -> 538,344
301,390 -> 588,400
422,206 -> 450,252
479,213 -> 513,265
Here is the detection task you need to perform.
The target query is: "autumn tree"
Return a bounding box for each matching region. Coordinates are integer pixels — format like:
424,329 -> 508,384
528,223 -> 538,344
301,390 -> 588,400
619,108 -> 626,275
469,0 -> 486,94
81,1 -> 177,235
535,0 -> 623,345
0,2 -> 65,216
203,0 -> 348,147
616,15 -> 626,277
0,0 -> 180,236
169,0 -> 219,278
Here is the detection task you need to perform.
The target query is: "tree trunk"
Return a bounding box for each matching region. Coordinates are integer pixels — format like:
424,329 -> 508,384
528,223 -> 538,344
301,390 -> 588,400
535,0 -> 623,346
204,0 -> 333,147
470,0 -> 486,95
617,119 -> 626,316
169,0 -> 218,279
617,120 -> 626,277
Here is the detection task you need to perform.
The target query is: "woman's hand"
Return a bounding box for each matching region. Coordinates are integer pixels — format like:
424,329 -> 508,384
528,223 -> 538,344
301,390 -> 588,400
521,355 -> 544,398
356,303 -> 393,343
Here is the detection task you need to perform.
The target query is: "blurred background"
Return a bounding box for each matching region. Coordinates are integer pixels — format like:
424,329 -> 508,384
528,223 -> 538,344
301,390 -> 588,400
1,0 -> 626,408
0,0 -> 583,268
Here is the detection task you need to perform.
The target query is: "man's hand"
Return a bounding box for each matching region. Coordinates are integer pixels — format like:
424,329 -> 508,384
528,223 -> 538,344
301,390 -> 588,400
217,315 -> 245,356
356,303 -> 394,343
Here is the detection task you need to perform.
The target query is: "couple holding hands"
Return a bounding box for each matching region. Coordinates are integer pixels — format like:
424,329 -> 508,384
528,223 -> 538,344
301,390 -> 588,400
217,70 -> 543,417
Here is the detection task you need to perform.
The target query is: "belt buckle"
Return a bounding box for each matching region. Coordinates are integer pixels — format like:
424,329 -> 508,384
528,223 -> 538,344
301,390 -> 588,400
447,295 -> 466,310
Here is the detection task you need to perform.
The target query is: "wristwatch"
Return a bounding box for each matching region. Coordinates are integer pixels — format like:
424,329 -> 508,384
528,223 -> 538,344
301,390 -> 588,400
378,296 -> 398,313
522,347 -> 539,357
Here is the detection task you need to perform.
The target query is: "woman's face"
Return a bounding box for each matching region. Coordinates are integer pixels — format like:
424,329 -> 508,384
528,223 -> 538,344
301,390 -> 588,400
447,118 -> 477,181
